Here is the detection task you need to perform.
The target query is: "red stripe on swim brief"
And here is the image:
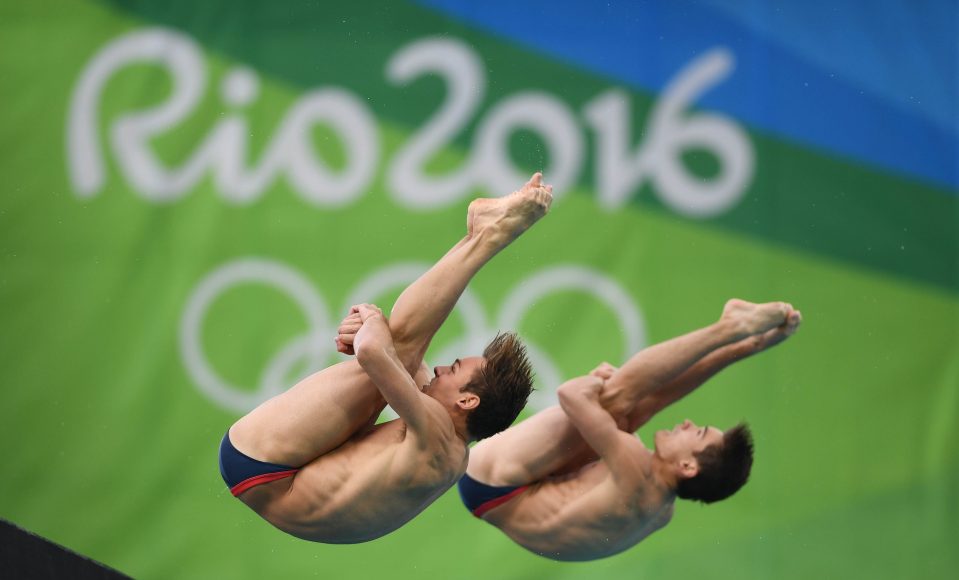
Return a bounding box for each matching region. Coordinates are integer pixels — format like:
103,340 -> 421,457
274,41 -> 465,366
230,470 -> 299,496
472,485 -> 530,518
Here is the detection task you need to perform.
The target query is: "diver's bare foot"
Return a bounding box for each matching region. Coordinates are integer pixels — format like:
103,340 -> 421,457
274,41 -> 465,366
721,299 -> 792,339
747,308 -> 802,353
467,172 -> 553,246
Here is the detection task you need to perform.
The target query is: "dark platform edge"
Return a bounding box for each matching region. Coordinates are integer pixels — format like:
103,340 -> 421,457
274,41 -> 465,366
1,518 -> 132,580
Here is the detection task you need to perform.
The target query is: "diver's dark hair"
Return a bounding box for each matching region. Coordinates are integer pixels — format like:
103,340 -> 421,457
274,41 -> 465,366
462,332 -> 534,441
675,423 -> 754,504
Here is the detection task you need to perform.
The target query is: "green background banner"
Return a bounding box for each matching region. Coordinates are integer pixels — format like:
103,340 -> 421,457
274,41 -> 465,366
1,1 -> 956,578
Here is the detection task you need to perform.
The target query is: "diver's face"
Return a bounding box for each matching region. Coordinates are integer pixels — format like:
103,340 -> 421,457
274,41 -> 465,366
654,419 -> 724,463
427,356 -> 484,407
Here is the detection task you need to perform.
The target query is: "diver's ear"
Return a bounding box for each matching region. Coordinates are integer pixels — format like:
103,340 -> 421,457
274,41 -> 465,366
679,458 -> 699,479
457,393 -> 479,411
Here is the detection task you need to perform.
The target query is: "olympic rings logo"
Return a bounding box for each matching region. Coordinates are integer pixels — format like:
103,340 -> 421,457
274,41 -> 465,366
179,258 -> 646,414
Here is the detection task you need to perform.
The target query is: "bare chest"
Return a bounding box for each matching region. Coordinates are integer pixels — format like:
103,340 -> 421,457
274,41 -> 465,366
490,463 -> 672,561
266,420 -> 467,542
306,420 -> 460,490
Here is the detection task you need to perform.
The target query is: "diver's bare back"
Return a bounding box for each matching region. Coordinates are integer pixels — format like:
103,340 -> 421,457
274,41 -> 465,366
239,398 -> 467,544
481,438 -> 673,561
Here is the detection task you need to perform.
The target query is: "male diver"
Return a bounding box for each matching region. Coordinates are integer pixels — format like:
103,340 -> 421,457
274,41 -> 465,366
457,300 -> 801,560
219,174 -> 551,543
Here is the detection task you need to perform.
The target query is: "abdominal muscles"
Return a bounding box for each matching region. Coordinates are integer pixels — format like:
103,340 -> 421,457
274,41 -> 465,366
488,463 -> 669,561
263,420 -> 462,543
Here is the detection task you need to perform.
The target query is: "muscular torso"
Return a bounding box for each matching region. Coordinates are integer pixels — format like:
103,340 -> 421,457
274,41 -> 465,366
239,410 -> 468,544
480,460 -> 674,561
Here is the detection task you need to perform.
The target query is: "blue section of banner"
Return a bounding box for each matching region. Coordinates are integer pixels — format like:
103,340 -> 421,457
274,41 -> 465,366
413,0 -> 959,191
702,0 -> 958,135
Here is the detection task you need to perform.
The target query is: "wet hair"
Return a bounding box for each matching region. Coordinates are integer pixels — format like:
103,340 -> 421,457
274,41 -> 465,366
675,423 -> 754,504
462,332 -> 534,441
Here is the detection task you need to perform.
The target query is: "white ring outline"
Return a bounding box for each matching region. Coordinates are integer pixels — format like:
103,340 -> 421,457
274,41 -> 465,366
181,259 -> 645,415
497,264 -> 646,408
179,258 -> 330,413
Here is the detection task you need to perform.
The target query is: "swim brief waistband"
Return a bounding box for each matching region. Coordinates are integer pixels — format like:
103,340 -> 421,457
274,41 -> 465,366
457,472 -> 529,517
219,432 -> 299,496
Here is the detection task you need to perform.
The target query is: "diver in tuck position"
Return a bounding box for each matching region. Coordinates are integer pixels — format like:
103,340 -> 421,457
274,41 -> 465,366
219,174 -> 552,543
457,299 -> 801,560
